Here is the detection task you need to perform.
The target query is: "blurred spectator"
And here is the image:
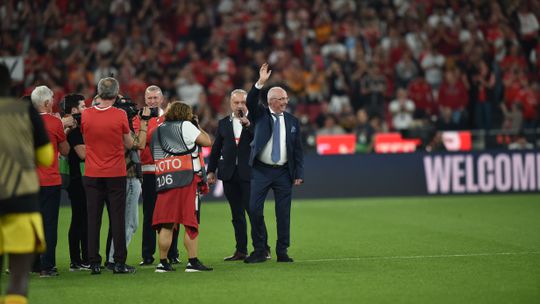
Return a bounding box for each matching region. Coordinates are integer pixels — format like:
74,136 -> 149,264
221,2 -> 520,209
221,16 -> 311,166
501,102 -> 524,132
514,77 -> 538,129
438,69 -> 469,126
508,132 -> 534,150
436,107 -> 460,131
304,62 -> 326,104
420,43 -> 446,90
327,61 -> 350,114
425,131 -> 447,152
389,88 -> 415,131
408,73 -> 435,120
471,60 -> 496,130
354,109 -> 375,153
516,2 -> 539,61
360,63 -> 387,118
395,51 -> 419,88
317,115 -> 345,136
175,67 -> 205,108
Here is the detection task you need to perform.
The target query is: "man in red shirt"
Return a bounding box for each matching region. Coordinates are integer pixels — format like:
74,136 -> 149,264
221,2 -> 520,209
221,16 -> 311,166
515,78 -> 538,128
81,77 -> 135,275
407,74 -> 435,119
31,86 -> 72,277
138,85 -> 180,266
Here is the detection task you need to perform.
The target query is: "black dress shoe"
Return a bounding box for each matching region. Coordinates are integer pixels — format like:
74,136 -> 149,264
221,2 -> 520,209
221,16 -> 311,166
91,264 -> 101,275
277,254 -> 294,262
244,252 -> 267,264
224,251 -> 247,261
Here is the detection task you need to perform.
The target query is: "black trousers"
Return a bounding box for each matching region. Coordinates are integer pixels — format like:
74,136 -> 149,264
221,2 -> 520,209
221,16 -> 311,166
67,178 -> 88,264
39,185 -> 61,270
222,168 -> 251,254
141,173 -> 179,261
83,176 -> 127,265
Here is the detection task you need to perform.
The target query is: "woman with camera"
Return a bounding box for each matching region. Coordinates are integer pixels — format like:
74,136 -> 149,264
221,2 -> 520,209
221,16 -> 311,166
150,101 -> 213,272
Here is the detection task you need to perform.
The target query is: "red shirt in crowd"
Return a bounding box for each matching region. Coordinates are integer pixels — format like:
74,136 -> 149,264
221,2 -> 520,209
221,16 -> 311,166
438,80 -> 469,110
81,106 -> 130,177
515,88 -> 538,121
37,113 -> 66,186
408,78 -> 434,113
503,73 -> 523,108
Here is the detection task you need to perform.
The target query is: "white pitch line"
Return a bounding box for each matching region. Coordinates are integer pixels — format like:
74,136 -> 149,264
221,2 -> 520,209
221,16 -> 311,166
297,251 -> 540,263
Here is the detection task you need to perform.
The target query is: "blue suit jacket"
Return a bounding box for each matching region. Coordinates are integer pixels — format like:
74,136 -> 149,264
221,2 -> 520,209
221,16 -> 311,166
246,85 -> 304,181
207,115 -> 254,182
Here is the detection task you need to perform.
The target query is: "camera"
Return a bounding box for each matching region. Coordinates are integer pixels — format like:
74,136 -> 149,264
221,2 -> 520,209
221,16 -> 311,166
113,96 -> 159,120
72,113 -> 82,125
113,96 -> 138,120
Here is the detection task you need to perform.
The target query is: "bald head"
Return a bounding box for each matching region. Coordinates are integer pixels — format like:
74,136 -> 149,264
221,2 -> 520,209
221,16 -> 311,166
267,86 -> 288,114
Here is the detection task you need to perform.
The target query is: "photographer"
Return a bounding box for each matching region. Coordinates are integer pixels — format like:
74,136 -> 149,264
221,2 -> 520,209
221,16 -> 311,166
80,77 -> 135,275
105,98 -> 151,269
62,94 -> 90,271
150,101 -> 213,272
138,85 -> 180,267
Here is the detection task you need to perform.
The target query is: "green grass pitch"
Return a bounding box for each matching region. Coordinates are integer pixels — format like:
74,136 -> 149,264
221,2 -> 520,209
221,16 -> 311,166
5,194 -> 540,303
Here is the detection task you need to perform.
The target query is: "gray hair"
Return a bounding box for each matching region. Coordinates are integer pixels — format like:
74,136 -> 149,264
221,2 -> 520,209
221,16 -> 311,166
267,86 -> 286,100
97,77 -> 119,100
31,85 -> 54,108
145,85 -> 163,95
230,89 -> 247,99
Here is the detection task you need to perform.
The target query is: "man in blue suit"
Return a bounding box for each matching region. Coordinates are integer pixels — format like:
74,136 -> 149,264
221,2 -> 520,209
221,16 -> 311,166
244,63 -> 304,263
207,89 -> 270,261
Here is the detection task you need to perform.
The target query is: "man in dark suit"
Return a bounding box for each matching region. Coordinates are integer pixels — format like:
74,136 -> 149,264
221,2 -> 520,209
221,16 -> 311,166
244,63 -> 304,264
207,89 -> 270,261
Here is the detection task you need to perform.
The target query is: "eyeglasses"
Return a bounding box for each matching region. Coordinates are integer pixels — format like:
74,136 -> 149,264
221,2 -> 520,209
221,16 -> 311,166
271,97 -> 289,102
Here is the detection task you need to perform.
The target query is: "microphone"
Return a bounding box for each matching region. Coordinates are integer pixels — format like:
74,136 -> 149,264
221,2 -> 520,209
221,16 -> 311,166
238,109 -> 249,128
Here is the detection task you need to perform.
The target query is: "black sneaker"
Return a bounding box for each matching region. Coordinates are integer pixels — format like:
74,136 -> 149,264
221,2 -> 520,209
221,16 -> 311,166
80,263 -> 91,271
168,257 -> 181,265
155,262 -> 175,273
185,259 -> 213,272
40,268 -> 59,278
139,259 -> 154,267
70,263 -> 91,271
91,264 -> 101,275
104,262 -> 115,271
113,263 -> 136,274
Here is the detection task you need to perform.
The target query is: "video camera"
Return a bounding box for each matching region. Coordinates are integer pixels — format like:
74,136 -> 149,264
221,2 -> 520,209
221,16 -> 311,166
113,96 -> 159,121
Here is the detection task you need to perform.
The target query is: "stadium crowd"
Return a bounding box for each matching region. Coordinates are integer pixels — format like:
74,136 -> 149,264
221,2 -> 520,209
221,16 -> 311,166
1,0 -> 539,152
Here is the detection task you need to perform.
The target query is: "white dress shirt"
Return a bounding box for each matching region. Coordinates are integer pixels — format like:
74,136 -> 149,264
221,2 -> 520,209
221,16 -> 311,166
258,109 -> 287,165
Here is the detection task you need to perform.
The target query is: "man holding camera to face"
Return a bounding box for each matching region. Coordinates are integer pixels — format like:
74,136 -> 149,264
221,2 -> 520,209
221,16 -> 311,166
62,94 -> 90,271
81,77 -> 135,275
137,85 -> 180,267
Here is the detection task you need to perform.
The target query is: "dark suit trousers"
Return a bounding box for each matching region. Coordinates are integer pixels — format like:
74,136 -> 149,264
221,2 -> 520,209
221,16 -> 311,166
249,163 -> 292,256
39,185 -> 61,270
141,173 -> 179,261
67,178 -> 88,264
84,176 -> 127,265
223,167 -> 251,254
